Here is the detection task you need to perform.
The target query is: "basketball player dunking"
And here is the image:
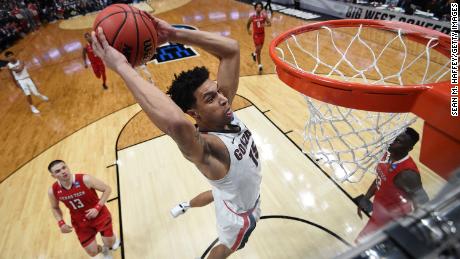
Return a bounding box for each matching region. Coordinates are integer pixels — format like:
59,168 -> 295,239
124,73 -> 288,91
47,160 -> 120,258
91,15 -> 262,258
355,128 -> 429,243
83,32 -> 108,90
246,1 -> 271,73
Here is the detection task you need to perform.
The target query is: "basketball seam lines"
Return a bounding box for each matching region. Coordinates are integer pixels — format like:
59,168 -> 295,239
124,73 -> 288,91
139,12 -> 155,62
139,12 -> 154,39
110,11 -> 128,47
128,5 -> 140,66
94,11 -> 126,31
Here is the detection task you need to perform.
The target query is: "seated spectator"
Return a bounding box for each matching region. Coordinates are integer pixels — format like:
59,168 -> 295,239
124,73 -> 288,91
0,0 -> 112,52
77,1 -> 90,15
411,0 -> 425,9
433,0 -> 452,20
423,0 -> 439,12
386,0 -> 399,7
54,1 -> 65,20
39,4 -> 56,23
397,0 -> 415,15
63,3 -> 78,18
27,2 -> 41,27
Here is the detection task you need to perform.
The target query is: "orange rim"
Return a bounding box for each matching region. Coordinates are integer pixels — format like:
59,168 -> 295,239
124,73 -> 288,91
270,20 -> 459,178
269,19 -> 450,99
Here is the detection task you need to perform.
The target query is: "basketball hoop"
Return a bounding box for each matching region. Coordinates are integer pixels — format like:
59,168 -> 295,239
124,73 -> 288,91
270,19 -> 459,182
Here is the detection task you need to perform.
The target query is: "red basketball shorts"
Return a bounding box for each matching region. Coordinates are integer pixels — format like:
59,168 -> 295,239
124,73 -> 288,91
91,62 -> 105,78
253,33 -> 265,47
72,209 -> 114,248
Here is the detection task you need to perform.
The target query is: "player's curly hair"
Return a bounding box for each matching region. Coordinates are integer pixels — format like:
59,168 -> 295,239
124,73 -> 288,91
167,66 -> 209,112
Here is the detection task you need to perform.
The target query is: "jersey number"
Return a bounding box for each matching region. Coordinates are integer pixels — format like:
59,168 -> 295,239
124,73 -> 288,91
249,142 -> 259,167
256,21 -> 261,28
69,199 -> 84,209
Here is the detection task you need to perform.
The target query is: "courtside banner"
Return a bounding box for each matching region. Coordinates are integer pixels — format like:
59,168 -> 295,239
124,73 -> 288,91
298,0 -> 450,34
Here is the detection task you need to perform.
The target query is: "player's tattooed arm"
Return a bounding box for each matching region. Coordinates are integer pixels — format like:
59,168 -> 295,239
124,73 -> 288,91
195,128 -> 211,155
178,127 -> 211,164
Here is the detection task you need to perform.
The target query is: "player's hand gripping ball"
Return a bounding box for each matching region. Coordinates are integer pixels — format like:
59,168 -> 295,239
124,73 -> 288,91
93,4 -> 158,66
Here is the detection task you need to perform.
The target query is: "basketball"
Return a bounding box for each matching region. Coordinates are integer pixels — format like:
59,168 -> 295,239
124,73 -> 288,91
93,4 -> 158,67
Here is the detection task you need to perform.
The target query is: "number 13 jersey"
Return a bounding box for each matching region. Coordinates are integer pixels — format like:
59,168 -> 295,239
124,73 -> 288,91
52,174 -> 107,222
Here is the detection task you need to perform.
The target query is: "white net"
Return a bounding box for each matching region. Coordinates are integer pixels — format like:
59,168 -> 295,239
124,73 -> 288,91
274,24 -> 450,182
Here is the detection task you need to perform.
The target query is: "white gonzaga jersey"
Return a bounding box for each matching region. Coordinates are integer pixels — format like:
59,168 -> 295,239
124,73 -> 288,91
207,115 -> 262,213
7,60 -> 29,80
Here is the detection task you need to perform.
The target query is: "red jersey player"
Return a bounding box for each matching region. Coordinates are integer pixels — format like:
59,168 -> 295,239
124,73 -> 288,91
83,32 -> 108,90
355,127 -> 429,243
47,160 -> 120,257
246,1 -> 271,73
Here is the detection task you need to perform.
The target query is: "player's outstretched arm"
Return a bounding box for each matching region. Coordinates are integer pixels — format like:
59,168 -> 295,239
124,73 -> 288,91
144,14 -> 239,104
91,28 -> 209,166
163,19 -> 240,105
48,188 -> 73,233
91,28 -> 189,135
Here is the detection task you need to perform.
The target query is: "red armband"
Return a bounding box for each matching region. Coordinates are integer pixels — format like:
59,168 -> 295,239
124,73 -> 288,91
58,220 -> 65,228
94,204 -> 103,211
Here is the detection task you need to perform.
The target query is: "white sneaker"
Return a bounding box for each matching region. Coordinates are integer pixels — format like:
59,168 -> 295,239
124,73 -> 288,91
170,202 -> 190,218
111,237 -> 121,250
258,64 -> 263,73
40,95 -> 49,101
30,105 -> 40,114
101,246 -> 112,259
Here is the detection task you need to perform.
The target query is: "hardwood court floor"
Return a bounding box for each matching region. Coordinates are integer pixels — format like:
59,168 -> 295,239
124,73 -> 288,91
0,0 -> 306,182
118,106 -> 356,258
0,0 -> 448,258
